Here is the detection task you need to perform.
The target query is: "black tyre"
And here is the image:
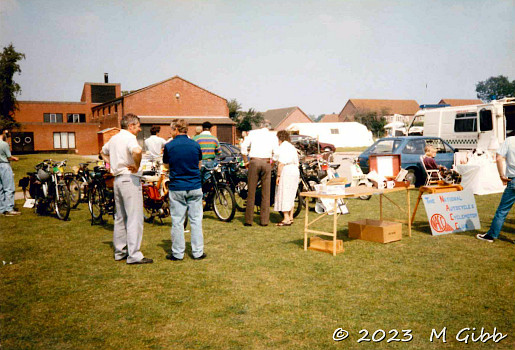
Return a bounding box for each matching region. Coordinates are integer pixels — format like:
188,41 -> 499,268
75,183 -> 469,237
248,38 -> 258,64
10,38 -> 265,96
358,183 -> 372,200
293,188 -> 304,218
212,185 -> 236,222
88,183 -> 103,222
234,180 -> 248,212
68,178 -> 81,209
405,169 -> 420,187
55,180 -> 71,220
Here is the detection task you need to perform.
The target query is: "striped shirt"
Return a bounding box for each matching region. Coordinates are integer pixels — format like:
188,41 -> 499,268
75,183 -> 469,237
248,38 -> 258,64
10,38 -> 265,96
193,131 -> 221,160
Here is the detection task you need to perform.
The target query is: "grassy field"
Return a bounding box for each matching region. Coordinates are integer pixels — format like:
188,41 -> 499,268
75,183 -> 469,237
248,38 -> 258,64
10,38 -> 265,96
1,155 -> 514,349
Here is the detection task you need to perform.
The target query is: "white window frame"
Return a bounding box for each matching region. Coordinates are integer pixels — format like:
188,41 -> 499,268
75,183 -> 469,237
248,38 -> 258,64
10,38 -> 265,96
50,113 -> 57,123
53,132 -> 76,149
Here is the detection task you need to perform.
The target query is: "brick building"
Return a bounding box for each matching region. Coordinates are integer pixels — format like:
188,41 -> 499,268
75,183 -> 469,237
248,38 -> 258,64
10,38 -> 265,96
262,106 -> 312,131
339,99 -> 420,124
12,76 -> 234,154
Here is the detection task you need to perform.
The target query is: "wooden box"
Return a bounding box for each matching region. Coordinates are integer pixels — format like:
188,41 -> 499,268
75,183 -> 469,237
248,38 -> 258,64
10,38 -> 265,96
369,154 -> 401,177
348,219 -> 402,243
308,236 -> 344,254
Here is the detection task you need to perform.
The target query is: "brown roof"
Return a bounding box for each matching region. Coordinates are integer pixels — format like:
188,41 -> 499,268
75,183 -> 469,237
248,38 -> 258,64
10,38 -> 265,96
344,99 -> 420,115
320,114 -> 339,123
438,99 -> 483,106
262,106 -> 310,129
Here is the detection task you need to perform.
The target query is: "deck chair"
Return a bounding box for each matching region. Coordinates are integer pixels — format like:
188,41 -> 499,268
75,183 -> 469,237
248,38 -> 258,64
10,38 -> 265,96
421,155 -> 443,186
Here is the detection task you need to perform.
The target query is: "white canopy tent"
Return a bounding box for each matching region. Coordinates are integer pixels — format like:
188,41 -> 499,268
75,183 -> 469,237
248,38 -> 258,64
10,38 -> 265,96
286,122 -> 374,148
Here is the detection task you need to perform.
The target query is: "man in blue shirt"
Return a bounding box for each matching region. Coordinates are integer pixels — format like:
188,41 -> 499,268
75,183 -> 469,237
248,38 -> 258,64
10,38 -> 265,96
163,119 -> 206,260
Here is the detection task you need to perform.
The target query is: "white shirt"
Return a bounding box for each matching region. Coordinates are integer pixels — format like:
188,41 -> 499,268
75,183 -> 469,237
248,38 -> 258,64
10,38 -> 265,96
102,129 -> 142,176
144,135 -> 167,158
240,128 -> 279,159
497,136 -> 515,178
277,141 -> 299,166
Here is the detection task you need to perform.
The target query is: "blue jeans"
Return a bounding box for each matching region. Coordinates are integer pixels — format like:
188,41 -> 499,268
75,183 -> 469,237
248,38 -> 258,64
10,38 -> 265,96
169,188 -> 203,259
201,159 -> 218,183
0,163 -> 15,213
487,180 -> 515,238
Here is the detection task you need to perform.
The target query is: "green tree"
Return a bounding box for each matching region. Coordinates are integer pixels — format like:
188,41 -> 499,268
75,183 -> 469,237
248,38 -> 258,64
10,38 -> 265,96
354,108 -> 387,138
476,75 -> 515,102
236,108 -> 264,132
0,43 -> 25,130
227,98 -> 242,120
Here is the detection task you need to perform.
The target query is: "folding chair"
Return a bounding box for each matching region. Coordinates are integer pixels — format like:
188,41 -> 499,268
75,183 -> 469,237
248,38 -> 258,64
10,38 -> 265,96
421,155 -> 443,186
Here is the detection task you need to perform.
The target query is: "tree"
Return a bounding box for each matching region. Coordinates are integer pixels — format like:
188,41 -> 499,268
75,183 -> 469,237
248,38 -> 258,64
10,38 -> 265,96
354,108 -> 387,138
476,75 -> 515,102
226,99 -> 263,132
227,98 -> 242,120
0,43 -> 25,130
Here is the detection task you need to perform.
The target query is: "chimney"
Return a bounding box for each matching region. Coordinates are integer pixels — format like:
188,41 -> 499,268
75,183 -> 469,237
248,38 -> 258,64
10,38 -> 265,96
104,73 -> 108,84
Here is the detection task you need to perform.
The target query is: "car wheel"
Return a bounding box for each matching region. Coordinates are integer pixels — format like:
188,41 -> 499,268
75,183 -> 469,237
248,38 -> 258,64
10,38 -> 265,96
405,169 -> 418,187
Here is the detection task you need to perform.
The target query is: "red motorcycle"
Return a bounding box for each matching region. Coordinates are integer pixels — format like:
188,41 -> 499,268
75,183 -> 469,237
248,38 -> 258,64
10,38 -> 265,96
142,161 -> 169,223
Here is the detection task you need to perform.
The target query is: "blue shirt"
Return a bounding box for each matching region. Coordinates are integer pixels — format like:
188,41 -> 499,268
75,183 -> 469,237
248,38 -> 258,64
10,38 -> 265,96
163,135 -> 202,191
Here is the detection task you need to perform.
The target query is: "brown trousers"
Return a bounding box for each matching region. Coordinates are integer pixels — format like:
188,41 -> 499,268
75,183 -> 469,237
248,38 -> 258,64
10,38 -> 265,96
245,158 -> 271,225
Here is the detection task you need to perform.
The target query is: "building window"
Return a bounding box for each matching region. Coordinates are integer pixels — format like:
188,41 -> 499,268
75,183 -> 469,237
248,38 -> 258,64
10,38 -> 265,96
330,129 -> 339,134
67,113 -> 86,123
53,132 -> 76,149
44,113 -> 63,123
114,104 -> 118,113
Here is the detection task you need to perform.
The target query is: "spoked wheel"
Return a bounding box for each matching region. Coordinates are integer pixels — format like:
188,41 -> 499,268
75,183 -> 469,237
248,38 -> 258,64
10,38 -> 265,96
234,180 -> 248,212
293,188 -> 304,218
88,184 -> 103,222
68,178 -> 81,209
212,185 -> 236,222
358,183 -> 372,200
78,177 -> 89,202
142,190 -> 155,223
55,180 -> 71,220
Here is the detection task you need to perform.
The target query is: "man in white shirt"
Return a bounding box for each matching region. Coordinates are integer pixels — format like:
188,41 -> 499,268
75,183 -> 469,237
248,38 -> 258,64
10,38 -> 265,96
240,120 -> 279,226
144,126 -> 167,159
101,114 -> 152,264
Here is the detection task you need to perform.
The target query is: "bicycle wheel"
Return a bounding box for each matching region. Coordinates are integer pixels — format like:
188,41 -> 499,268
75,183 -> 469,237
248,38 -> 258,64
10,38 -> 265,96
293,188 -> 304,218
212,185 -> 236,222
68,178 -> 81,209
88,183 -> 103,222
79,176 -> 89,201
55,180 -> 71,220
234,180 -> 248,212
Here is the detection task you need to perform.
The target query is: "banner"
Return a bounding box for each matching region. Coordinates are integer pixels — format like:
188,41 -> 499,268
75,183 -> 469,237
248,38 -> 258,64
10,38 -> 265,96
422,190 -> 480,236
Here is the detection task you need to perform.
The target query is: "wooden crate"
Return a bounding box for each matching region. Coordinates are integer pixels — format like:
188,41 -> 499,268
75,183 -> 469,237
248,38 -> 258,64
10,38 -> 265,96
308,236 -> 344,254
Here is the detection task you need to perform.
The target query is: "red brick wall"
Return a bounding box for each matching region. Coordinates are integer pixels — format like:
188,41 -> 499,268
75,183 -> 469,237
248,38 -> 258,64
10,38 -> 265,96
275,109 -> 313,130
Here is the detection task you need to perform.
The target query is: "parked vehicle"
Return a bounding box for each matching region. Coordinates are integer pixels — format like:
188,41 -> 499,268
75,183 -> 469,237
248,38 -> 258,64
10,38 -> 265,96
357,136 -> 455,187
220,160 -> 248,212
219,142 -> 244,163
202,163 -> 237,222
27,159 -> 71,220
408,98 -> 515,151
75,162 -> 95,202
88,165 -> 115,224
291,134 -> 336,153
141,160 -> 170,223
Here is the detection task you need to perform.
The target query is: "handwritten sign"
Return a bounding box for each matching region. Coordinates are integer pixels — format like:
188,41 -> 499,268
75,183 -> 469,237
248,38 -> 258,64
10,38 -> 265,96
422,190 -> 480,235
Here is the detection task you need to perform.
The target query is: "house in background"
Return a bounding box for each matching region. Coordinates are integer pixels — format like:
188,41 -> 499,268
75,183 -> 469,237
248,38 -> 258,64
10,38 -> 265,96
319,114 -> 339,123
339,99 -> 420,124
12,75 -> 234,154
438,99 -> 483,106
262,106 -> 312,131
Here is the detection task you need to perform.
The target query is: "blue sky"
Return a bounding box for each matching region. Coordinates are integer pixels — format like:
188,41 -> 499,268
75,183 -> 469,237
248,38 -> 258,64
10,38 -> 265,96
1,0 -> 514,116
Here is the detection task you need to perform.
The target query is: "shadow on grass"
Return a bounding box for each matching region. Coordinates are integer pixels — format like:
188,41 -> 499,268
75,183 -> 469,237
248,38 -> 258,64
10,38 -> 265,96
158,239 -> 195,257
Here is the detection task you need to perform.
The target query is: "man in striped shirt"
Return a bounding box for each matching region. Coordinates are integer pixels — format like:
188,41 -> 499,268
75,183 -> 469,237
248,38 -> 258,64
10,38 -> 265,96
193,122 -> 222,181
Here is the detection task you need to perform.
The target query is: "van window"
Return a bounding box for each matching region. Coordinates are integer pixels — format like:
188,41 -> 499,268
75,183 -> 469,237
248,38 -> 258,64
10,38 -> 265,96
426,139 -> 452,153
368,139 -> 401,153
479,109 -> 493,131
454,112 -> 477,132
330,129 -> 339,134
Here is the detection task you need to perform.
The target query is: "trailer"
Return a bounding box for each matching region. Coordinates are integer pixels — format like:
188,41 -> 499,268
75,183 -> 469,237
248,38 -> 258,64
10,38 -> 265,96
408,98 -> 515,151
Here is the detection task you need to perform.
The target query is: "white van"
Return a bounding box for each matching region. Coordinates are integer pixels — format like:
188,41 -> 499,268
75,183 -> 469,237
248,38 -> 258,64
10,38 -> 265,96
408,98 -> 515,151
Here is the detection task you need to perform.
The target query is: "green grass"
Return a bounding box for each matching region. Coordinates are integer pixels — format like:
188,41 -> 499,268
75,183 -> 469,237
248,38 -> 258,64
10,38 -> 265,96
1,155 -> 514,349
10,153 -> 97,185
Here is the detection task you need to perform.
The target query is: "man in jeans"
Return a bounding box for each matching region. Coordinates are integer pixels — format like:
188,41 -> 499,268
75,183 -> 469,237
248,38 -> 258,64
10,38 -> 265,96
477,135 -> 515,243
0,129 -> 20,216
163,119 -> 206,260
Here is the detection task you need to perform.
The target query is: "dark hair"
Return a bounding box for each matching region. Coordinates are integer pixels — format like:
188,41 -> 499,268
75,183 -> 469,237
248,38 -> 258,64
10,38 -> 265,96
202,121 -> 213,130
277,130 -> 291,143
120,113 -> 140,129
171,119 -> 189,134
150,126 -> 161,135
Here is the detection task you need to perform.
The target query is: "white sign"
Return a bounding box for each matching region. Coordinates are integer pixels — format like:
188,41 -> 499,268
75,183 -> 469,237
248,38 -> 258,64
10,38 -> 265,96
422,190 -> 480,236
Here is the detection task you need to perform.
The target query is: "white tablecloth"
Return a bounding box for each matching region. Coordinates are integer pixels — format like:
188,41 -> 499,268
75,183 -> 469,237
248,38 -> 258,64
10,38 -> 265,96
456,163 -> 505,195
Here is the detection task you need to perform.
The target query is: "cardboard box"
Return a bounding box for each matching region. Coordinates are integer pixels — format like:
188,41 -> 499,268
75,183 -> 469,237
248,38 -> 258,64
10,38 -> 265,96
308,236 -> 344,254
348,219 -> 402,243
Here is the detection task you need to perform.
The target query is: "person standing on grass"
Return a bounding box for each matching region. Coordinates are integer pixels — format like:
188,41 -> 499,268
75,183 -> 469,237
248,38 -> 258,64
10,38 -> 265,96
240,120 -> 279,227
163,119 -> 206,261
144,125 -> 167,160
0,129 -> 20,216
477,135 -> 515,243
100,114 -> 153,265
193,121 -> 222,182
274,131 -> 299,226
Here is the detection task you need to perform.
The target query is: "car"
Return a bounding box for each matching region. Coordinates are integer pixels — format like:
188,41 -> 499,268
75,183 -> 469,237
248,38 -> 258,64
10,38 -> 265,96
290,134 -> 336,153
357,136 -> 455,186
218,142 -> 243,163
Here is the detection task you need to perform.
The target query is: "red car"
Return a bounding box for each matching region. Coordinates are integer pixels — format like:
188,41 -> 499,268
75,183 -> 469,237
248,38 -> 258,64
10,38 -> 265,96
290,134 -> 336,153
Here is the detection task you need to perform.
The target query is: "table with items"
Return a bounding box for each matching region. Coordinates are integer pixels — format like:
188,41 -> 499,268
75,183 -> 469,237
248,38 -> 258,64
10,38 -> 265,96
300,185 -> 413,256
